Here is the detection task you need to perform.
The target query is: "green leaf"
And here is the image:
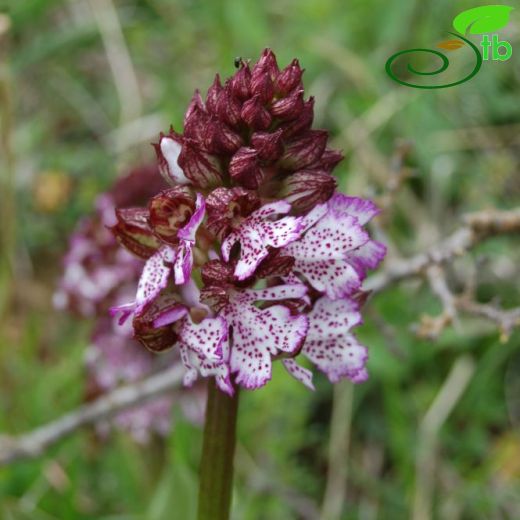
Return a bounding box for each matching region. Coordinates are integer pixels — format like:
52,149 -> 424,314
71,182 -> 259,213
453,5 -> 514,35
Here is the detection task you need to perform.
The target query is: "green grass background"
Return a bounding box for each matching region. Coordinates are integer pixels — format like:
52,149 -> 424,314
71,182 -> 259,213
0,0 -> 519,518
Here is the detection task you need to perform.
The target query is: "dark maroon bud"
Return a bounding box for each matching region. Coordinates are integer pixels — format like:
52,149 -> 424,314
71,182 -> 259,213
229,147 -> 264,189
207,119 -> 244,154
251,129 -> 284,161
133,294 -> 183,352
184,90 -> 205,127
216,85 -> 242,127
177,140 -> 224,188
280,129 -> 329,170
251,68 -> 274,103
148,187 -> 196,245
308,148 -> 344,173
240,94 -> 272,130
230,62 -> 251,100
271,89 -> 304,120
184,104 -> 211,145
110,207 -> 160,259
201,259 -> 235,286
254,48 -> 279,80
206,187 -> 260,239
255,249 -> 295,278
281,169 -> 337,213
276,58 -> 304,96
280,96 -> 314,138
153,130 -> 190,186
205,74 -> 223,115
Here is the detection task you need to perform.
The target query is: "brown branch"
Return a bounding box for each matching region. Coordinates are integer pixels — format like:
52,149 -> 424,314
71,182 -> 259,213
366,208 -> 520,294
0,366 -> 184,466
455,299 -> 520,342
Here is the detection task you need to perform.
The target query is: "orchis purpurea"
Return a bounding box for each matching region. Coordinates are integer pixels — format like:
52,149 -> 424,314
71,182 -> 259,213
110,50 -> 386,396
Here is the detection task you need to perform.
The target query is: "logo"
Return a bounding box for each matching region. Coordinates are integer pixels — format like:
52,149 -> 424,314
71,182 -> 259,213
385,5 -> 514,89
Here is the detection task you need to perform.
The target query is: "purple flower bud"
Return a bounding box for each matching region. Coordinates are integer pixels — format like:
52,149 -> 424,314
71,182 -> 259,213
279,97 -> 314,138
280,130 -> 328,170
110,208 -> 161,259
241,94 -> 272,130
206,187 -> 260,239
133,296 -> 182,352
276,58 -> 304,96
177,140 -> 224,188
230,62 -> 251,100
205,74 -> 223,115
229,147 -> 264,189
184,104 -> 210,145
254,48 -> 279,80
271,89 -> 304,120
281,170 -> 337,213
216,85 -> 242,127
308,148 -> 344,173
251,129 -> 284,161
251,69 -> 274,103
207,118 -> 243,154
148,187 -> 196,245
184,90 -> 205,127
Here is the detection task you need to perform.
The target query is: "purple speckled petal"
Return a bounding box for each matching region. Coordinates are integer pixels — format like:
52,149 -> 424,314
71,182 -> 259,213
328,193 -> 380,225
179,315 -> 228,360
301,296 -> 368,383
346,239 -> 387,280
221,201 -> 303,281
284,197 -> 372,298
282,359 -> 315,390
223,288 -> 309,390
177,315 -> 233,395
135,246 -> 174,313
241,283 -> 308,303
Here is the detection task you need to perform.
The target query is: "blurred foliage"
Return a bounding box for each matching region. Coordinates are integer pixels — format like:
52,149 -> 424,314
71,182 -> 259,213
0,0 -> 519,518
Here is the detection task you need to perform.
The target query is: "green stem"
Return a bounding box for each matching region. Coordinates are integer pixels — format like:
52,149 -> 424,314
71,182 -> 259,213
197,380 -> 240,520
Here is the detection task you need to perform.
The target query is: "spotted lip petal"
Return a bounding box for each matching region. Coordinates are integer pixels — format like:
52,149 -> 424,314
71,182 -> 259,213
134,246 -> 175,314
282,359 -> 314,390
283,193 -> 386,299
285,296 -> 368,386
177,316 -> 232,395
221,200 -> 303,281
220,284 -> 309,390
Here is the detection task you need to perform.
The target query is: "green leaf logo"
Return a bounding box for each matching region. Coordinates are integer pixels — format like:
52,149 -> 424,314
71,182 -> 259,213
453,5 -> 514,35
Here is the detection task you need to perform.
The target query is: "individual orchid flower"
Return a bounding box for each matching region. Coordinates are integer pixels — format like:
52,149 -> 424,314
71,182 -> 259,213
283,296 -> 368,389
283,193 -> 387,300
109,49 -> 386,396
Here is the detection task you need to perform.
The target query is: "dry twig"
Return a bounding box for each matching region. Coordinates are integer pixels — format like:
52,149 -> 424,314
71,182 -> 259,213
0,366 -> 184,465
366,208 -> 520,294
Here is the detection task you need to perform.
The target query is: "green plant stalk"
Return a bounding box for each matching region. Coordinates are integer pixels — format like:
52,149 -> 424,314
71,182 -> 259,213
197,380 -> 240,520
